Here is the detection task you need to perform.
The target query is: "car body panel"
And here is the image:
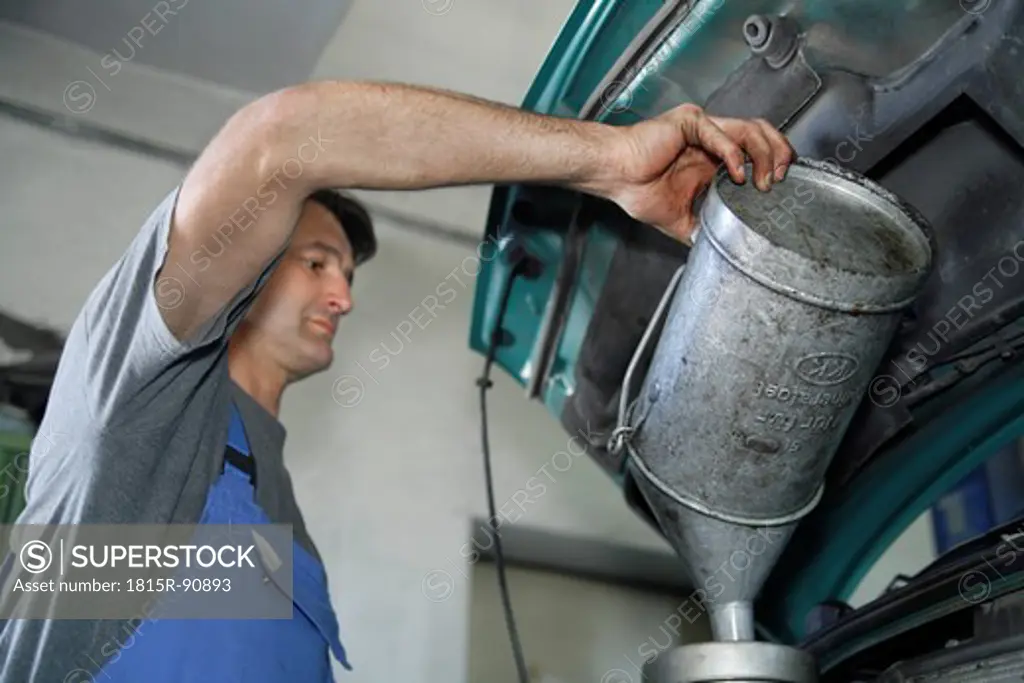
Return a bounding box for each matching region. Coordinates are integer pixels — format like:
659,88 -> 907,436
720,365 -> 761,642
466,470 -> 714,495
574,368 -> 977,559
469,0 -> 1024,645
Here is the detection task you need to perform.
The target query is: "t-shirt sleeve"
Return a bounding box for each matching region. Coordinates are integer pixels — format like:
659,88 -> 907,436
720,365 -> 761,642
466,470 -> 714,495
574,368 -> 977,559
72,186 -> 283,428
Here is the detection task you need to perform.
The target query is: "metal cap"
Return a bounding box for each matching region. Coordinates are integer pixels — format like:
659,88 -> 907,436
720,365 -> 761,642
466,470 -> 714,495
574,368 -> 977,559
700,158 -> 935,313
644,642 -> 818,683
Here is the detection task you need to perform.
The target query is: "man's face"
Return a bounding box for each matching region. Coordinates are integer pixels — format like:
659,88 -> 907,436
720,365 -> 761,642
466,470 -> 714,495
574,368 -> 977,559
243,200 -> 356,380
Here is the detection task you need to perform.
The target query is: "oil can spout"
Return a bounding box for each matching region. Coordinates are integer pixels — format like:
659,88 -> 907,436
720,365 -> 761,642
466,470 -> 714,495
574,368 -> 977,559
713,602 -> 755,641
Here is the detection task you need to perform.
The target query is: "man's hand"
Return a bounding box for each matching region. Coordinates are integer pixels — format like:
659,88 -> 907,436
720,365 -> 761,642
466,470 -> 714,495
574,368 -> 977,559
583,103 -> 795,245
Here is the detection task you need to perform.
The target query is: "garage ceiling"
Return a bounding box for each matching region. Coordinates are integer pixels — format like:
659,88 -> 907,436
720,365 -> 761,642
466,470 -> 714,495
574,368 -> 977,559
0,0 -> 352,94
0,0 -> 580,239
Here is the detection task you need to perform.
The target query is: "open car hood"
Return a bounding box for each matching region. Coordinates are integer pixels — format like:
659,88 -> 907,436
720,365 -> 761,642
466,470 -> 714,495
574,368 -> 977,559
468,0 -> 1024,645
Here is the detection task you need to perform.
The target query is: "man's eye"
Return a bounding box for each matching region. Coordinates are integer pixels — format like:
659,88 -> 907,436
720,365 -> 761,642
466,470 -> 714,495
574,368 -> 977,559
306,258 -> 325,271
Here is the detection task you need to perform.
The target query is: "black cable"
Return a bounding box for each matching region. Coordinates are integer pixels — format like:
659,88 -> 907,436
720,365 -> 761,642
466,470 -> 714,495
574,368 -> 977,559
477,256 -> 533,683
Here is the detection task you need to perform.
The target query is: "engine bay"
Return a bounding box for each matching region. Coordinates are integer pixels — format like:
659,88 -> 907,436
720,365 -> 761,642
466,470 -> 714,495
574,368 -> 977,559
469,0 -> 1024,677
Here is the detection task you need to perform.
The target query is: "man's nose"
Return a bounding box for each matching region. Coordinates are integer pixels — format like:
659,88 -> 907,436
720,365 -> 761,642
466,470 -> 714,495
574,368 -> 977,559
323,275 -> 353,316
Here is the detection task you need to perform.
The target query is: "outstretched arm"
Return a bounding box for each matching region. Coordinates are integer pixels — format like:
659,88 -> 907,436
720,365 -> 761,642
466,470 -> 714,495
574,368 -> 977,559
160,80 -> 793,342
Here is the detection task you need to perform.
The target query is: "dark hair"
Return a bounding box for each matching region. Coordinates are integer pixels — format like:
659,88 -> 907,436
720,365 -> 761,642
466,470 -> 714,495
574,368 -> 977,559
307,189 -> 377,266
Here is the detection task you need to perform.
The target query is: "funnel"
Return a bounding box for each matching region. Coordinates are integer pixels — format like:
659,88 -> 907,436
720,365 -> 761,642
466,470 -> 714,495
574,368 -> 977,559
611,158 -> 935,642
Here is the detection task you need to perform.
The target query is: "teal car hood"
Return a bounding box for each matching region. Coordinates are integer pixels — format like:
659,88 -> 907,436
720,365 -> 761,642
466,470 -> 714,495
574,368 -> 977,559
469,0 -> 1024,650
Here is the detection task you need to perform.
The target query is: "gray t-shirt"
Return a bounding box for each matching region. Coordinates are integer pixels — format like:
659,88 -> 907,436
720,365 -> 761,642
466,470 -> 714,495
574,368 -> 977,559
0,186 -> 323,682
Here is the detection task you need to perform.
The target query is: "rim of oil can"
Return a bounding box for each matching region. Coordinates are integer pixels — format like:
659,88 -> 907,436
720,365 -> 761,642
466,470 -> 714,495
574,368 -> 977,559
699,158 -> 935,314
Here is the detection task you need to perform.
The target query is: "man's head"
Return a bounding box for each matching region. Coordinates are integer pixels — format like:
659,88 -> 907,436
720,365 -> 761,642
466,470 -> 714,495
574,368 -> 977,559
233,190 -> 376,383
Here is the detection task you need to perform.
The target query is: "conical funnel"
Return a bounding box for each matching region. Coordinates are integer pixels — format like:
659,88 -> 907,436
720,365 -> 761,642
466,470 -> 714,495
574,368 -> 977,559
631,462 -> 795,640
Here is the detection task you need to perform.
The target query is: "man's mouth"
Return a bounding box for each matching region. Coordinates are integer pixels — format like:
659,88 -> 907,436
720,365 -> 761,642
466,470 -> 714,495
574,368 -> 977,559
308,317 -> 335,336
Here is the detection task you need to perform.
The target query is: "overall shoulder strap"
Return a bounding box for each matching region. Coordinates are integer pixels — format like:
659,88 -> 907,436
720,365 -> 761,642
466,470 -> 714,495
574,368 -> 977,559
222,401 -> 256,485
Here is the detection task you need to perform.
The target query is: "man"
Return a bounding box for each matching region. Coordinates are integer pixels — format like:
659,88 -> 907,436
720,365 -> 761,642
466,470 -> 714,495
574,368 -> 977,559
0,81 -> 792,681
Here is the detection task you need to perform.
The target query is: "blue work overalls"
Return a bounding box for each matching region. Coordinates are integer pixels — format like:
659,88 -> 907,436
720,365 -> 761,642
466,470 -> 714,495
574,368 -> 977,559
99,402 -> 351,681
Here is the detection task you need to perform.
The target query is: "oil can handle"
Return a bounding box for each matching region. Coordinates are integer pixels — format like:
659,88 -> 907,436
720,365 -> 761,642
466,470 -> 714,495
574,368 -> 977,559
608,263 -> 687,455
